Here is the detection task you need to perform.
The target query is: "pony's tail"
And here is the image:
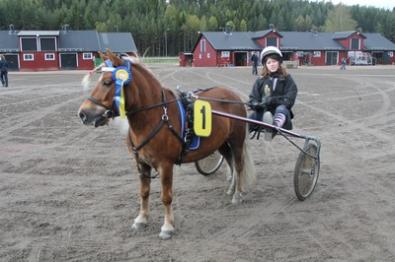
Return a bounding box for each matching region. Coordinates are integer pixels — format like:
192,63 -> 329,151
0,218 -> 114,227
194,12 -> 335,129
239,129 -> 256,192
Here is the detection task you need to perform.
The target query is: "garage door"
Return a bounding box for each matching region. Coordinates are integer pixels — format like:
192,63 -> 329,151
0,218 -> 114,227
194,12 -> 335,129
60,53 -> 77,69
4,54 -> 19,70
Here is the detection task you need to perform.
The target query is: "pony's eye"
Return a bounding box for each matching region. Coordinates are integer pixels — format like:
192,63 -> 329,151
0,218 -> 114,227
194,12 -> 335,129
103,79 -> 113,86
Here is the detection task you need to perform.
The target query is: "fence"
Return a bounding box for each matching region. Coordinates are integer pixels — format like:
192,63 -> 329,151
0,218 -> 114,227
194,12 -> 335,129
141,56 -> 179,65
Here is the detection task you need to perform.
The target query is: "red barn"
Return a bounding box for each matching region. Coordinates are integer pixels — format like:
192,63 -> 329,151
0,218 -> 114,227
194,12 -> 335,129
0,28 -> 137,71
191,29 -> 395,67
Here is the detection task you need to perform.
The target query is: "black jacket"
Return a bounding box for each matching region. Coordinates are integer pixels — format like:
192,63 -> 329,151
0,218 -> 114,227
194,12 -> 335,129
251,54 -> 258,66
249,74 -> 297,116
0,60 -> 8,72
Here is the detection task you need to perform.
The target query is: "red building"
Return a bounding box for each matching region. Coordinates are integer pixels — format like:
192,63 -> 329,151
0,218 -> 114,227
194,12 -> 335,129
190,29 -> 395,67
0,28 -> 137,71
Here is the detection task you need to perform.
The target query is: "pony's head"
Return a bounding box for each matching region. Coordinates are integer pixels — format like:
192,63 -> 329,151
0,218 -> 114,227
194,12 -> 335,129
78,49 -> 134,127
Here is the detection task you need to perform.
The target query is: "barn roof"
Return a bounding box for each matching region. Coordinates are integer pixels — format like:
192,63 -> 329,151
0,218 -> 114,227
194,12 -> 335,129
58,30 -> 100,52
0,31 -> 19,52
364,33 -> 395,51
0,30 -> 138,53
18,30 -> 60,36
251,29 -> 283,39
197,30 -> 395,52
98,32 -> 137,53
280,32 -> 345,51
199,32 -> 261,51
332,31 -> 366,39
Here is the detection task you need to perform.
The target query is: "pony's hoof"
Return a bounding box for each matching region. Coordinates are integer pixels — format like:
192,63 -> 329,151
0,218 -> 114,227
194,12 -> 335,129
226,188 -> 235,195
159,230 -> 173,240
232,193 -> 243,204
131,222 -> 147,231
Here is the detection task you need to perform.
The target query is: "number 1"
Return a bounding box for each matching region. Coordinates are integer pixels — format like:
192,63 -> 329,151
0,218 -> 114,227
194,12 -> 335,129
200,105 -> 206,129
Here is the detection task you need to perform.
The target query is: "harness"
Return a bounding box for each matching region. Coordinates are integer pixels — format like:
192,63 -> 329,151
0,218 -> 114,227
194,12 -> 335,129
128,89 -> 184,157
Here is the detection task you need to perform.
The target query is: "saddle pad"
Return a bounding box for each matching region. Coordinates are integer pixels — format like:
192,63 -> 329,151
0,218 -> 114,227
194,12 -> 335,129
176,100 -> 200,150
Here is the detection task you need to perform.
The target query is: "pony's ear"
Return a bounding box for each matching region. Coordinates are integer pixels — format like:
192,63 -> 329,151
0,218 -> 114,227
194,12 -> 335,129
129,52 -> 138,58
106,48 -> 123,67
128,52 -> 140,63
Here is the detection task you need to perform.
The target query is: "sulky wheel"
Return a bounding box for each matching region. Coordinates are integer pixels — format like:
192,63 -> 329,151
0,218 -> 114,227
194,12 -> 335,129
195,151 -> 224,176
294,139 -> 320,201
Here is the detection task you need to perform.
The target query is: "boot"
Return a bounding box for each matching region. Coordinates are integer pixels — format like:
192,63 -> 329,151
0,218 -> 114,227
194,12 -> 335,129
263,111 -> 273,141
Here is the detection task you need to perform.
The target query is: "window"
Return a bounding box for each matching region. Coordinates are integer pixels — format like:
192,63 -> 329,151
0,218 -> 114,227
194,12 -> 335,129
351,38 -> 359,50
313,51 -> 321,57
388,51 -> 393,58
40,38 -> 56,51
23,54 -> 34,61
221,51 -> 230,58
45,53 -> 55,60
200,39 -> 206,53
266,37 -> 277,47
83,52 -> 93,60
21,38 -> 37,51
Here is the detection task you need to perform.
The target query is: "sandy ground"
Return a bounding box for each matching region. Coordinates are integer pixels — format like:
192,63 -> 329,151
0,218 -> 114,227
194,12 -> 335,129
1,65 -> 395,261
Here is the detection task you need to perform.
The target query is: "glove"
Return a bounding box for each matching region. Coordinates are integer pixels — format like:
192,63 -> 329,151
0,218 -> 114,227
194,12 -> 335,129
248,100 -> 262,110
260,96 -> 272,107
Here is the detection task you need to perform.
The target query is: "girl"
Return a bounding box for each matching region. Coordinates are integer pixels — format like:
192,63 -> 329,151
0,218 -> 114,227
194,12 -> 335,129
248,46 -> 298,140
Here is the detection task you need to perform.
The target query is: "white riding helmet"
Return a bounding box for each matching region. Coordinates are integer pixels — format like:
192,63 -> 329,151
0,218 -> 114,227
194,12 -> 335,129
260,46 -> 283,64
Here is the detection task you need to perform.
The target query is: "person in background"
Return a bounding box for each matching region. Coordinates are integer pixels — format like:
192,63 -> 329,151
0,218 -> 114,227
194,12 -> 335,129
248,46 -> 298,141
250,52 -> 259,75
0,55 -> 9,87
340,57 -> 347,70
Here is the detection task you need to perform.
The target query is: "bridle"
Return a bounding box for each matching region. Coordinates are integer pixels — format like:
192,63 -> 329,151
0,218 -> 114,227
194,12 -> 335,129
87,58 -> 132,119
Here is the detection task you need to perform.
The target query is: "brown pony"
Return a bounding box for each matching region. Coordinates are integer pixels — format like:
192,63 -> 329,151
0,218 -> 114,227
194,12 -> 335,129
78,50 -> 255,239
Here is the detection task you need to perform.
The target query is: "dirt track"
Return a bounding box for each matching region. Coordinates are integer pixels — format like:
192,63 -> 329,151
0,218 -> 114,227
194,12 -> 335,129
1,65 -> 395,261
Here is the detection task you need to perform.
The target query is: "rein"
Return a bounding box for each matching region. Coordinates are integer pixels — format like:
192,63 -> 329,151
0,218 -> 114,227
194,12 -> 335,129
126,97 -> 179,116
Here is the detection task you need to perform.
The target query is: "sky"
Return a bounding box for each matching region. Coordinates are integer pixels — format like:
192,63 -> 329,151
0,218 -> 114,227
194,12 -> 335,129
319,0 -> 395,10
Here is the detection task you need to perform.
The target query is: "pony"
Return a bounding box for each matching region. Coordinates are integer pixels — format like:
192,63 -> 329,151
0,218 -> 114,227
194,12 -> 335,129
78,50 -> 255,239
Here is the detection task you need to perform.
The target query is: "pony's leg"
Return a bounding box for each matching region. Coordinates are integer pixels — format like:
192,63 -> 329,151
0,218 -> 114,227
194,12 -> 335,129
158,162 -> 175,240
132,162 -> 151,231
231,143 -> 245,204
219,144 -> 235,195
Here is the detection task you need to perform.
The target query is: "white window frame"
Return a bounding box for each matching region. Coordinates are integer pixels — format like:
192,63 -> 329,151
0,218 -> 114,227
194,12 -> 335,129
388,51 -> 393,58
20,37 -> 38,51
313,51 -> 321,57
83,52 -> 93,60
44,53 -> 55,61
350,38 -> 360,50
200,39 -> 206,53
325,51 -> 339,65
59,53 -> 78,68
23,53 -> 34,61
40,37 -> 57,51
221,51 -> 230,58
266,37 -> 278,47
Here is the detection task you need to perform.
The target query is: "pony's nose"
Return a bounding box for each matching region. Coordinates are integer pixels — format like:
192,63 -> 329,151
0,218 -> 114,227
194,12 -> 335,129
78,110 -> 88,124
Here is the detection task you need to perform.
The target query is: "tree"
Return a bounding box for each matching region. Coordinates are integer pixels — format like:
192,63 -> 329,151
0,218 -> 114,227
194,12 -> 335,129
207,16 -> 218,31
294,15 -> 305,31
239,19 -> 247,31
0,0 -> 393,56
200,15 -> 208,31
323,4 -> 357,31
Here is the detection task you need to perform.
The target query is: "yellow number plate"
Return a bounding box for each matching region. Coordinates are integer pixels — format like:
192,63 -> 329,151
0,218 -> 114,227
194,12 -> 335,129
193,100 -> 212,137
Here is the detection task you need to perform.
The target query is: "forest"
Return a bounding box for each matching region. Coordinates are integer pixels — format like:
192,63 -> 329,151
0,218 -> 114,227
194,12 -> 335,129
0,0 -> 394,56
